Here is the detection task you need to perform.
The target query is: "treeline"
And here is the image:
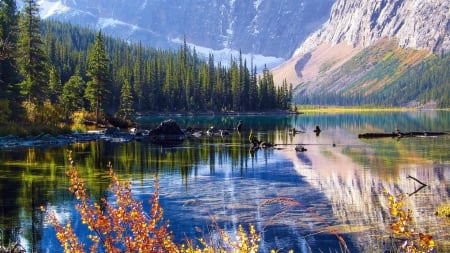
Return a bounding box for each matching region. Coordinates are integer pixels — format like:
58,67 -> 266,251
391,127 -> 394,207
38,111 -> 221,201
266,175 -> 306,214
296,51 -> 450,107
365,52 -> 450,108
0,0 -> 292,131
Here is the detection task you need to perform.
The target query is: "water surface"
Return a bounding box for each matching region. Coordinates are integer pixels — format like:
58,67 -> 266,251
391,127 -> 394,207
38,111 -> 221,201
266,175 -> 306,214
0,111 -> 449,252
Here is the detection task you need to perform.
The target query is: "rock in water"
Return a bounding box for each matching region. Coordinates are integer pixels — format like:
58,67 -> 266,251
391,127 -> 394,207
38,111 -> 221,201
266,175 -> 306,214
149,119 -> 184,135
148,119 -> 186,144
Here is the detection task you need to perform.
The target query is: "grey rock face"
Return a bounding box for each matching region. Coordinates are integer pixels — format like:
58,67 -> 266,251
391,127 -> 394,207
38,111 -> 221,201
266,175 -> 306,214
34,0 -> 334,59
294,0 -> 450,56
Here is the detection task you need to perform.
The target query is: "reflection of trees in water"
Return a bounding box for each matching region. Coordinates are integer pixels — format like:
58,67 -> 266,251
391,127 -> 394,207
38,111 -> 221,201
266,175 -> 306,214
75,127 -> 285,182
0,145 -> 111,252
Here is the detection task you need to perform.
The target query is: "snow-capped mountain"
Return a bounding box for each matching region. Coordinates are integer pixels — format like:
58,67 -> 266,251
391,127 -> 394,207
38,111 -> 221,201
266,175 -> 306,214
21,0 -> 335,69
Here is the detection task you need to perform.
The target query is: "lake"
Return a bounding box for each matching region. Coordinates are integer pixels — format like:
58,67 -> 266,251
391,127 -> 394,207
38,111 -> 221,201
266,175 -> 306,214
0,111 -> 449,252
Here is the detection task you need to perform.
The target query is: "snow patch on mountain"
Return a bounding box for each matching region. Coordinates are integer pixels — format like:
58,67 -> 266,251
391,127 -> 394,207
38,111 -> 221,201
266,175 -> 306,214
97,18 -> 127,29
20,0 -> 335,60
37,0 -> 70,19
172,38 -> 284,72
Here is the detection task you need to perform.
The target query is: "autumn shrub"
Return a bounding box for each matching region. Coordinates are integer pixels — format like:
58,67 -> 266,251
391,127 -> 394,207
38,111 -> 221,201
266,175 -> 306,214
48,151 -> 261,253
383,189 -> 435,252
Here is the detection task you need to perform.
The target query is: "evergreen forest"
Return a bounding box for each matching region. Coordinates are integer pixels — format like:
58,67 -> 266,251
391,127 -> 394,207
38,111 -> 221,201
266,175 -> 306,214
295,45 -> 450,108
0,0 -> 293,134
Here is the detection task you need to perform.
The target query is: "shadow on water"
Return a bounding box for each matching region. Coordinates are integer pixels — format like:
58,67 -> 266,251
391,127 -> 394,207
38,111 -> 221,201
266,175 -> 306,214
0,111 -> 449,252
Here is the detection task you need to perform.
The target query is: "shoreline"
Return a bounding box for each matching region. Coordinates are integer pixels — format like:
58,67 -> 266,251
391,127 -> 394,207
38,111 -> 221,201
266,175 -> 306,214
1,108 -> 448,149
296,106 -> 450,114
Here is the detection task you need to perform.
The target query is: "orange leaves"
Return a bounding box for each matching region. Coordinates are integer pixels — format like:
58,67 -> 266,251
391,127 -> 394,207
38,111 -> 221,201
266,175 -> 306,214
48,151 -> 178,252
48,213 -> 85,253
48,151 -> 263,253
419,233 -> 435,250
384,190 -> 435,253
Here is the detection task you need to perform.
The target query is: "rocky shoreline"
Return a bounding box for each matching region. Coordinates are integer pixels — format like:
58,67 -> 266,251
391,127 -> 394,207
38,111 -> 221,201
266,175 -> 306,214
0,131 -> 129,149
0,119 -> 189,150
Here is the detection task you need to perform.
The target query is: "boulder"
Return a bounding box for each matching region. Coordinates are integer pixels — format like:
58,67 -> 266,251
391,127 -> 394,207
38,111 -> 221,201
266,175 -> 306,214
149,119 -> 184,135
148,119 -> 186,144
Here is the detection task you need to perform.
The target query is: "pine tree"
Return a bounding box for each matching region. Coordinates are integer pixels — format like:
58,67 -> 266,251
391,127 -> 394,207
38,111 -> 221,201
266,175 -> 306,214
17,0 -> 49,105
85,31 -> 110,125
48,65 -> 62,103
0,0 -> 20,121
61,67 -> 85,120
119,79 -> 134,120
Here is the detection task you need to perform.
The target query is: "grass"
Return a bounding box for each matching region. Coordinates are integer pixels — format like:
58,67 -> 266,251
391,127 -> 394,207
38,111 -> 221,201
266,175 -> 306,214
294,106 -> 417,114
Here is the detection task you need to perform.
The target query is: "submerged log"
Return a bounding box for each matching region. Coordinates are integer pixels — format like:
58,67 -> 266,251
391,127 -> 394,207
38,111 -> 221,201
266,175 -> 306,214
358,131 -> 448,139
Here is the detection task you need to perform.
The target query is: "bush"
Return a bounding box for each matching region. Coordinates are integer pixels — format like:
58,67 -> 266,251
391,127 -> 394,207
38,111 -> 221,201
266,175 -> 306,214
47,151 -> 261,252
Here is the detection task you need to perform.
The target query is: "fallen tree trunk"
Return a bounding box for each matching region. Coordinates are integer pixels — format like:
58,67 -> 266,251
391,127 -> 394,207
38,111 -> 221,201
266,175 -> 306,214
358,131 -> 448,139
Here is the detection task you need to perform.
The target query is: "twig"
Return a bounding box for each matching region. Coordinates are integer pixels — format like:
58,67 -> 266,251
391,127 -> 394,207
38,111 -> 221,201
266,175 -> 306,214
407,175 -> 427,187
407,175 -> 428,196
408,185 -> 427,197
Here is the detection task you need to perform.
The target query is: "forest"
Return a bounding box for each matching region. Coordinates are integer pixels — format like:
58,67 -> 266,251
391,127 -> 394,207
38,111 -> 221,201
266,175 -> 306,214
295,45 -> 450,108
0,0 -> 293,134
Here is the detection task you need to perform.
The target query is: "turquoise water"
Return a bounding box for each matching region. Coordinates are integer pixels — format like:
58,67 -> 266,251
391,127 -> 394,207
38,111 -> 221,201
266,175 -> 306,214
0,111 -> 449,252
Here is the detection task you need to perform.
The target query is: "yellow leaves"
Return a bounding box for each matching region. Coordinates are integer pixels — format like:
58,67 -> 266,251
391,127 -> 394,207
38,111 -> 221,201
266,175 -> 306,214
436,203 -> 450,218
390,207 -> 399,217
384,190 -> 435,252
49,151 -> 265,253
419,233 -> 435,251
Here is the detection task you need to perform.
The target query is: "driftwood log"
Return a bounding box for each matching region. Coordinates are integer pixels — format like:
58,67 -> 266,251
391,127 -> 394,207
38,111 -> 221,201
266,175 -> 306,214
358,131 -> 447,139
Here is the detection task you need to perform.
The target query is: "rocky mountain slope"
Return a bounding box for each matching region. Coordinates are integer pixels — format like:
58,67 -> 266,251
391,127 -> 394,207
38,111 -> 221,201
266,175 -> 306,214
272,0 -> 450,107
30,0 -> 334,61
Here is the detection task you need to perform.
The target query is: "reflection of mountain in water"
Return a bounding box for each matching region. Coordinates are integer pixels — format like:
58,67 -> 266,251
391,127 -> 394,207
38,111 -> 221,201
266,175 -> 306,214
282,126 -> 450,251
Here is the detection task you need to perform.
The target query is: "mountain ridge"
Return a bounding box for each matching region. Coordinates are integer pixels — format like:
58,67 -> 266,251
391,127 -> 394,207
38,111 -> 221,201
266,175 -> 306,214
31,0 -> 334,61
25,0 -> 450,107
273,0 -> 450,107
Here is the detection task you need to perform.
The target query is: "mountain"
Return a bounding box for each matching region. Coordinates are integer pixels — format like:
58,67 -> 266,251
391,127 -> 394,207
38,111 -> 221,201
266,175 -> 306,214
272,0 -> 450,107
26,0 -> 334,69
22,0 -> 450,107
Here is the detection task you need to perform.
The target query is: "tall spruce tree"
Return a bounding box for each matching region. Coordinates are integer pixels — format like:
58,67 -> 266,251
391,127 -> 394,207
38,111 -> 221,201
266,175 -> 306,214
119,79 -> 134,120
85,31 -> 110,125
0,0 -> 20,121
17,0 -> 49,104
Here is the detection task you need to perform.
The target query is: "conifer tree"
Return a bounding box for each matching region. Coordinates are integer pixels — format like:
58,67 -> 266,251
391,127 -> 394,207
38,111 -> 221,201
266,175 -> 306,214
0,0 -> 20,120
85,31 -> 110,125
119,79 -> 134,120
17,0 -> 49,104
62,67 -> 85,121
48,65 -> 62,103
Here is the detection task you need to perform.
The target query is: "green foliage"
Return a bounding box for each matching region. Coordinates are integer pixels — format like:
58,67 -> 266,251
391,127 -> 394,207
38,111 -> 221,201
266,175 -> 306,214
39,20 -> 290,114
48,65 -> 62,103
118,79 -> 134,120
85,31 -> 110,124
1,4 -> 291,135
0,0 -> 21,113
0,99 -> 11,123
295,40 -> 450,108
17,0 -> 49,104
62,70 -> 85,117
